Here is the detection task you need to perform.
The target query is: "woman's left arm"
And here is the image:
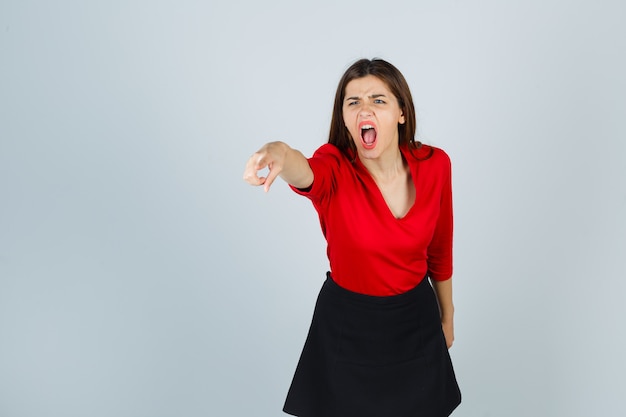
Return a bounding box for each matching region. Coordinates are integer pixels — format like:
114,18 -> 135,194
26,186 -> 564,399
432,278 -> 455,349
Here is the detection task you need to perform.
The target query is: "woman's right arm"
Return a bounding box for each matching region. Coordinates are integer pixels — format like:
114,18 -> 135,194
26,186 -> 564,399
243,141 -> 314,192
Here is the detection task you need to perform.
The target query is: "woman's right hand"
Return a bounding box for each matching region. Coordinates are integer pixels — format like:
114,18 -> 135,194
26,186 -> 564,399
243,141 -> 313,192
243,141 -> 289,192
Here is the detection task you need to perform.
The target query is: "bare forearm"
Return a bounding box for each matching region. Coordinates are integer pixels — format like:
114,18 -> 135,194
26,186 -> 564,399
432,278 -> 455,348
431,278 -> 454,321
276,143 -> 314,189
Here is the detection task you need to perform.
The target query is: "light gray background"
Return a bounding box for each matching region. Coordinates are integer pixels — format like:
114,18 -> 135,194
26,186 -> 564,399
1,1 -> 625,416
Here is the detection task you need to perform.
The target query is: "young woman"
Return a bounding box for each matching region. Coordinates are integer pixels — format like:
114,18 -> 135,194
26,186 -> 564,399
243,58 -> 461,417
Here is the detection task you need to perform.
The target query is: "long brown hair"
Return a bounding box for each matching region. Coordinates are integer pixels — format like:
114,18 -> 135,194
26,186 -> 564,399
328,58 -> 427,159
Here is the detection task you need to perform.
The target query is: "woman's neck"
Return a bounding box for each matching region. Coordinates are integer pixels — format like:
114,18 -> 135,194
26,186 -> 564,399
359,146 -> 407,182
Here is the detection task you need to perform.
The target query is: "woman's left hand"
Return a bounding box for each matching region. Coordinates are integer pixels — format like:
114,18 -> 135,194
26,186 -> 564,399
441,318 -> 454,349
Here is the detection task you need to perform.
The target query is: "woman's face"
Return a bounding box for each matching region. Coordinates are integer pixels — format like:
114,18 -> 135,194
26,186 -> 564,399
342,75 -> 405,160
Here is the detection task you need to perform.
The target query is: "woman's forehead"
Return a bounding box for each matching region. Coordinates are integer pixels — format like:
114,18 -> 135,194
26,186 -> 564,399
344,75 -> 391,96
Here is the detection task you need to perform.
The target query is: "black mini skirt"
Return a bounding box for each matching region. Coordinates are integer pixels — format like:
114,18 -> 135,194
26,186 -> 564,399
283,273 -> 461,417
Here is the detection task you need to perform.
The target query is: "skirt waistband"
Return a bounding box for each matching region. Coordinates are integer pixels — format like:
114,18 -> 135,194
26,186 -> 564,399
323,271 -> 430,306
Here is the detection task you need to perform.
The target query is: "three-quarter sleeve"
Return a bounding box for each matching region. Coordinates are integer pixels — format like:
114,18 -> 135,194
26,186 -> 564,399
427,151 -> 453,281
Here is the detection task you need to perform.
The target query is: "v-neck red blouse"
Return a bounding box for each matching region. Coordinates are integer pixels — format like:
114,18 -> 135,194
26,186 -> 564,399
291,143 -> 453,296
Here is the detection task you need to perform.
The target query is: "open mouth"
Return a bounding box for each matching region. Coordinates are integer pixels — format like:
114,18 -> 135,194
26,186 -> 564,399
359,121 -> 377,149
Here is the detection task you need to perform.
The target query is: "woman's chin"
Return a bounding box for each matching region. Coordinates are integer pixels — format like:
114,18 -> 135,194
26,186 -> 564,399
356,144 -> 382,160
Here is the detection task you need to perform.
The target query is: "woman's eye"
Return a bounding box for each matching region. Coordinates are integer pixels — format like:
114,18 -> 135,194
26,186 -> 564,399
374,99 -> 385,104
348,101 -> 359,106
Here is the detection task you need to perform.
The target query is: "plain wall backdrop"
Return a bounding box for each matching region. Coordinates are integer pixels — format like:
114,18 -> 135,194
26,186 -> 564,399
1,1 -> 625,416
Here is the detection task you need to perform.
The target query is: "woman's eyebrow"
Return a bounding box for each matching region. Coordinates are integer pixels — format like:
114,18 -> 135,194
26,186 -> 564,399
345,93 -> 387,101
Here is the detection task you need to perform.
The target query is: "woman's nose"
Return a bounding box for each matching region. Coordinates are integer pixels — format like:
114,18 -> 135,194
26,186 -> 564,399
359,103 -> 373,117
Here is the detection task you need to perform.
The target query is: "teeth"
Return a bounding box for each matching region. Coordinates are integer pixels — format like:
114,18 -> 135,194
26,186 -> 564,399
361,124 -> 374,130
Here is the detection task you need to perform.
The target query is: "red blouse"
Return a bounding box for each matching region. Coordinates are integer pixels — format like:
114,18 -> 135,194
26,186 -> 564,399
291,143 -> 453,296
